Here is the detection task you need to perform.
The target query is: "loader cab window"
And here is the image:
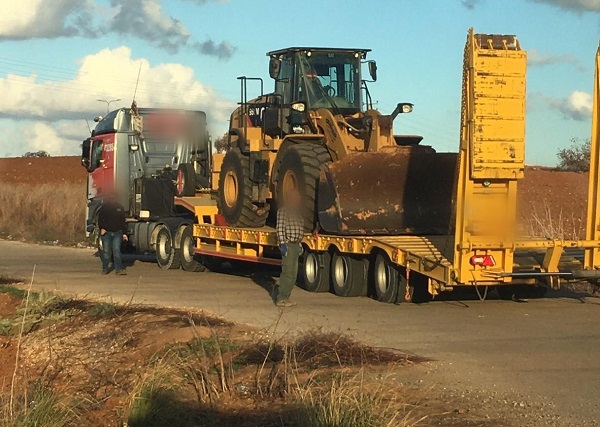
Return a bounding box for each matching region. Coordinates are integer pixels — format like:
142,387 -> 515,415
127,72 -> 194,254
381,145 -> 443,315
89,140 -> 104,171
274,55 -> 294,106
297,52 -> 362,114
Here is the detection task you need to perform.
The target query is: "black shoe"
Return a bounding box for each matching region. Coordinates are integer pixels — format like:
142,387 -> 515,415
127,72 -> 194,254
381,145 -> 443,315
101,270 -> 109,275
115,269 -> 127,275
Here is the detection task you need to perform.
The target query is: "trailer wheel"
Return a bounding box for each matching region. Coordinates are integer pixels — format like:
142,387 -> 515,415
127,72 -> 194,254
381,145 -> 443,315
176,163 -> 197,197
218,149 -> 268,227
373,253 -> 407,303
178,225 -> 205,272
300,250 -> 331,293
331,252 -> 368,297
155,225 -> 181,270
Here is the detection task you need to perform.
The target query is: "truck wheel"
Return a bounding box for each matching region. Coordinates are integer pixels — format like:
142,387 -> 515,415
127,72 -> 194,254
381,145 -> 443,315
176,163 -> 197,197
373,253 -> 407,303
178,225 -> 205,272
155,225 -> 181,270
300,250 -> 331,293
218,149 -> 268,227
275,144 -> 331,232
331,252 -> 368,297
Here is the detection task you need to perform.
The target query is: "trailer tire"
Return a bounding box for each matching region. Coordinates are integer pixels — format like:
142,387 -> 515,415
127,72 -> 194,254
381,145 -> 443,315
218,149 -> 268,227
331,252 -> 368,297
178,225 -> 206,272
373,253 -> 406,303
275,144 -> 331,232
155,225 -> 181,270
176,163 -> 197,197
300,250 -> 331,293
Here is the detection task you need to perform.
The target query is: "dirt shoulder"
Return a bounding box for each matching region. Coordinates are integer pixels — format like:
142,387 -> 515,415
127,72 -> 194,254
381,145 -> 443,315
0,281 -> 506,427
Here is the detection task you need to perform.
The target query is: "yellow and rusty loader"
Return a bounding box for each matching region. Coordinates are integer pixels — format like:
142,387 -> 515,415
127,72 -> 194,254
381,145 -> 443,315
217,43 -> 457,234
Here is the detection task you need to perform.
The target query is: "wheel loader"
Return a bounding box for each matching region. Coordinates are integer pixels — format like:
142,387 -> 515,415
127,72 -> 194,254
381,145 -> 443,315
217,47 -> 458,235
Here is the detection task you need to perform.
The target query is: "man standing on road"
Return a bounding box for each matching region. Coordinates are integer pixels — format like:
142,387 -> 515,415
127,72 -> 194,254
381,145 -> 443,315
97,193 -> 128,275
275,189 -> 305,307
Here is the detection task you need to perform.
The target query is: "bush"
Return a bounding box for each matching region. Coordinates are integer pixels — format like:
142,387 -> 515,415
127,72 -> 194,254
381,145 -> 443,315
557,137 -> 591,172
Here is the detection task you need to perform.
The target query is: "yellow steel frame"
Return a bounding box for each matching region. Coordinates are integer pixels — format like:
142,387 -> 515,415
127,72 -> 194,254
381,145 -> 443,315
585,44 -> 600,270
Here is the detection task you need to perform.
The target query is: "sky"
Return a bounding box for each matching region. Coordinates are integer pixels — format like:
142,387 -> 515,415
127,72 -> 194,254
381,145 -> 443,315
0,0 -> 598,165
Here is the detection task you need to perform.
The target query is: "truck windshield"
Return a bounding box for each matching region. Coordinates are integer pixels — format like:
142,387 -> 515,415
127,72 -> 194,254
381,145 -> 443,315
298,52 -> 362,114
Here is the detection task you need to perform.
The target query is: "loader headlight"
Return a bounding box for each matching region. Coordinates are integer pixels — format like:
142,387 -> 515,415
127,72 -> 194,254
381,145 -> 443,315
291,102 -> 306,112
401,103 -> 413,114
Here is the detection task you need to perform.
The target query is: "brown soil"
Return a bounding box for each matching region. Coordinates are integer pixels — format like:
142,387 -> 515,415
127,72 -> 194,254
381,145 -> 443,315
519,166 -> 589,238
0,156 -> 86,185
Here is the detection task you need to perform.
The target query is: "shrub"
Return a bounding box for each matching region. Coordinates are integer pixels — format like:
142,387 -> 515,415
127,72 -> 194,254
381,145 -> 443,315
557,137 -> 591,172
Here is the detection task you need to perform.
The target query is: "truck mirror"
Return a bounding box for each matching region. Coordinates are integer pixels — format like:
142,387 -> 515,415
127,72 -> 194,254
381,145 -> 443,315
368,61 -> 377,82
269,57 -> 281,79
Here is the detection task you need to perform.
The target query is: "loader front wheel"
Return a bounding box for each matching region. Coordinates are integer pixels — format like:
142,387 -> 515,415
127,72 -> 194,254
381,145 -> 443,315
218,149 -> 268,227
331,252 -> 368,297
275,144 -> 331,232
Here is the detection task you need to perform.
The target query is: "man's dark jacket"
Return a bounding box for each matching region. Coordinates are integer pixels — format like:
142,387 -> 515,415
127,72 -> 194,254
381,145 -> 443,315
97,201 -> 127,232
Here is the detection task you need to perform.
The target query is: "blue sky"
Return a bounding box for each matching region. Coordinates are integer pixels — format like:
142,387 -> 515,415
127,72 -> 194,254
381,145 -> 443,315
0,0 -> 598,165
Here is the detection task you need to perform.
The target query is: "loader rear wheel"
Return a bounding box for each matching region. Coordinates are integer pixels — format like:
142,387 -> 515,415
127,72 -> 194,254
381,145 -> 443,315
331,252 -> 368,297
218,149 -> 268,227
373,253 -> 407,303
155,225 -> 181,270
176,163 -> 197,197
275,144 -> 331,232
178,225 -> 206,272
300,250 -> 331,293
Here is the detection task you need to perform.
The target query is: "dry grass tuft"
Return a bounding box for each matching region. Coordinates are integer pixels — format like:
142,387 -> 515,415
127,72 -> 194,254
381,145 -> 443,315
0,183 -> 86,244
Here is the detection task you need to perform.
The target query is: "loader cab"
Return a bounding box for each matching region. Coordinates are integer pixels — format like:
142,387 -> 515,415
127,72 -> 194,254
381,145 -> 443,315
264,47 -> 371,136
270,48 -> 369,113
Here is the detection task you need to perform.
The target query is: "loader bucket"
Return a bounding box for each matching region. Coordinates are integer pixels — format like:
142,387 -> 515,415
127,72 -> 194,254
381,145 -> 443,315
317,146 -> 459,235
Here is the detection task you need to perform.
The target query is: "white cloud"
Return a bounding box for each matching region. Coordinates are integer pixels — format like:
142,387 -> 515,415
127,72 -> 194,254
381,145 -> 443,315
528,49 -> 586,71
0,46 -> 235,155
0,46 -> 234,123
531,0 -> 600,11
542,90 -> 593,120
0,0 -> 97,39
0,0 -> 235,58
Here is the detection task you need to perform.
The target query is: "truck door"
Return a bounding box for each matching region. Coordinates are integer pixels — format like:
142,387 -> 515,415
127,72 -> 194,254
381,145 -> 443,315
87,134 -> 116,199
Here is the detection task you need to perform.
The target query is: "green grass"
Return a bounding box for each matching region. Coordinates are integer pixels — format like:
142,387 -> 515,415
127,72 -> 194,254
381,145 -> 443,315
0,285 -> 29,300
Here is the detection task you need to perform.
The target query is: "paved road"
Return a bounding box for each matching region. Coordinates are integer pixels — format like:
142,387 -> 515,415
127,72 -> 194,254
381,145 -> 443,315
1,240 -> 599,426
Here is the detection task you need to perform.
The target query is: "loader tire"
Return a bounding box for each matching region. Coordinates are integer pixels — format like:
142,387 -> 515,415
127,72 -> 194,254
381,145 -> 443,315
218,149 -> 268,227
275,144 -> 331,232
155,225 -> 181,270
178,225 -> 206,272
176,163 -> 197,197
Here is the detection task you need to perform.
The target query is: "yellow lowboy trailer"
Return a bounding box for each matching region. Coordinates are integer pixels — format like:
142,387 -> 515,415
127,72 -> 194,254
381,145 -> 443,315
176,32 -> 600,302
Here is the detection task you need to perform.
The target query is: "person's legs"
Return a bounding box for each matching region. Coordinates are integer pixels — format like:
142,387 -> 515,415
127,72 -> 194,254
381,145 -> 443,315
100,233 -> 113,272
111,231 -> 124,272
277,243 -> 301,302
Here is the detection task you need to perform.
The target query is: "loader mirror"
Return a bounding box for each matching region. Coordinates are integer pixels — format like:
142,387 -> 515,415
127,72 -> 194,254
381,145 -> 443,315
269,57 -> 281,79
368,61 -> 378,82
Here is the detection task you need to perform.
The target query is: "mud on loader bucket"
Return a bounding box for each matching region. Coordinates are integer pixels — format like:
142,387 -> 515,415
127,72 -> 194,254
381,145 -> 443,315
317,146 -> 459,235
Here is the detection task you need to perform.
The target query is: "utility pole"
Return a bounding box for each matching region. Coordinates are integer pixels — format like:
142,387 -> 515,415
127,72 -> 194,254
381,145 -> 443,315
97,98 -> 122,114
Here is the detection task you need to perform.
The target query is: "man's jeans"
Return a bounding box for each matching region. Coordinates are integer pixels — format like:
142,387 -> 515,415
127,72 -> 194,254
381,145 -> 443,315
277,243 -> 302,302
101,231 -> 123,272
